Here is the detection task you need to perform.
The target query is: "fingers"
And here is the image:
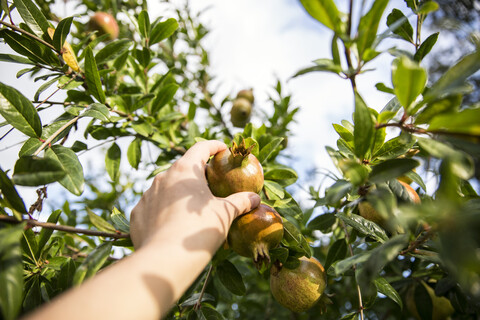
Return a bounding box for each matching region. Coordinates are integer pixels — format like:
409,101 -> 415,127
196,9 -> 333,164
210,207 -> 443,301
224,192 -> 261,220
182,140 -> 227,165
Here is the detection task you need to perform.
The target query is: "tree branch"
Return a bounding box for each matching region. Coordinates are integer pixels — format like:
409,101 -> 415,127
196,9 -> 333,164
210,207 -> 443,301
0,20 -> 60,54
33,116 -> 80,156
0,215 -> 130,239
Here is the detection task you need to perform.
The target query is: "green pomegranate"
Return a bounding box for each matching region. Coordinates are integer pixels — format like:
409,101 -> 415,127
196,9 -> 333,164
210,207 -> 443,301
227,204 -> 283,264
270,256 -> 327,313
230,97 -> 252,128
236,88 -> 255,104
206,140 -> 263,197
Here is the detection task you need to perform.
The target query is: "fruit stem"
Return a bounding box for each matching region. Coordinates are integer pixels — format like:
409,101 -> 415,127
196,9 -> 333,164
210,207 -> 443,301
193,264 -> 213,310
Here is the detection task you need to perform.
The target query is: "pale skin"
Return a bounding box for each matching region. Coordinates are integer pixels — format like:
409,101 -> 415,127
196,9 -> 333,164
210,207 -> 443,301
23,140 -> 261,320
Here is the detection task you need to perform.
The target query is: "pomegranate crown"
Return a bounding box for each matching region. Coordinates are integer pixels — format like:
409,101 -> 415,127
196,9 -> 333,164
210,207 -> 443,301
230,139 -> 255,158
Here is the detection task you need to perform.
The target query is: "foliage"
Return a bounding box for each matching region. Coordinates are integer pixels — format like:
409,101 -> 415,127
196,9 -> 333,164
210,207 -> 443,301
0,0 -> 479,319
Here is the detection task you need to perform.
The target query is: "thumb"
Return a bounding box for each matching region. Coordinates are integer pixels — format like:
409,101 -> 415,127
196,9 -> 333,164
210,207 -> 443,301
224,192 -> 261,220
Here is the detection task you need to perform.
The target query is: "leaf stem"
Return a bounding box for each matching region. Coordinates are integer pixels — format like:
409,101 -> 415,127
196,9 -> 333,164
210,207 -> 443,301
193,264 -> 213,310
0,215 -> 130,239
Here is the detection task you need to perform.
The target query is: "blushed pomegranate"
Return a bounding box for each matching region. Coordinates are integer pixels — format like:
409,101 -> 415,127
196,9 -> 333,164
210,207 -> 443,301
270,256 -> 327,313
206,140 -> 263,197
227,204 -> 283,264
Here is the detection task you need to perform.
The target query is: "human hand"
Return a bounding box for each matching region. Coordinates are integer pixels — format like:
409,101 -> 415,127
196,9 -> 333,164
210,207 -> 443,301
130,140 -> 261,252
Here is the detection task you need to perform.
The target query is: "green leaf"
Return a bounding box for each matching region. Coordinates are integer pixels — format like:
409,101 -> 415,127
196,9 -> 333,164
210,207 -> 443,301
150,18 -> 178,44
106,143 -> 121,181
138,10 -> 150,39
73,241 -> 113,285
13,156 -> 65,186
414,282 -> 433,320
263,168 -> 298,187
299,0 -> 344,32
95,39 -> 133,65
151,84 -> 179,114
127,138 -> 142,170
353,92 -> 374,160
13,0 -> 50,37
111,207 -> 130,233
53,17 -> 73,52
257,137 -> 283,164
282,219 -> 311,258
374,277 -> 403,309
84,46 -> 106,104
307,213 -> 336,233
293,59 -> 342,77
36,209 -> 62,256
325,238 -> 347,270
82,103 -> 111,122
0,53 -> 35,65
386,9 -> 413,43
428,107 -> 480,136
217,260 -> 246,296
357,235 -> 408,290
373,135 -> 416,160
415,94 -> 461,124
336,212 -> 388,243
325,180 -> 352,205
197,305 -> 225,320
392,56 -> 427,111
34,76 -> 60,101
339,160 -> 369,186
416,1 -> 439,14
0,167 -> 27,214
0,224 -> 24,320
425,50 -> 480,101
414,32 -> 438,62
86,208 -> 116,233
263,180 -> 285,200
0,82 -> 42,137
0,29 -> 56,65
45,145 -> 85,195
356,0 -> 389,57
369,158 -> 419,183
332,251 -> 371,276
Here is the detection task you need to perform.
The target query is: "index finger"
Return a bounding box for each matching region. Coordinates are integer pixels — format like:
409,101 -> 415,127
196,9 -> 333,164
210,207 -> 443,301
182,140 -> 228,165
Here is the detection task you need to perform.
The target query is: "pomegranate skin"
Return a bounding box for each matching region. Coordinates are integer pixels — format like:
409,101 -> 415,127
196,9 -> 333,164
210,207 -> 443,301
228,204 -> 283,263
206,147 -> 263,197
88,12 -> 119,40
270,256 -> 326,313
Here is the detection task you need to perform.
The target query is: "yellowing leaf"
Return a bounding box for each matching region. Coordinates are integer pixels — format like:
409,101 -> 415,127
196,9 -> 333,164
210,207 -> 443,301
47,27 -> 80,72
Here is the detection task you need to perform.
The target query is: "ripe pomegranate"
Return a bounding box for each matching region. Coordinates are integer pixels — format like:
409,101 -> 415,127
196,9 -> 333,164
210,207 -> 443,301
236,88 -> 254,104
206,140 -> 263,197
227,204 -> 283,264
270,256 -> 327,313
230,97 -> 252,128
88,12 -> 119,40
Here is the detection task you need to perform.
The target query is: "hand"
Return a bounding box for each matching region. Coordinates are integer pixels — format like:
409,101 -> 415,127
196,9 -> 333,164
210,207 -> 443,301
130,139 -> 261,252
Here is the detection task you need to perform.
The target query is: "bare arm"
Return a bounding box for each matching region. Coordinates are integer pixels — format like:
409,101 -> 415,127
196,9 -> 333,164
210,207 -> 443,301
23,140 -> 261,320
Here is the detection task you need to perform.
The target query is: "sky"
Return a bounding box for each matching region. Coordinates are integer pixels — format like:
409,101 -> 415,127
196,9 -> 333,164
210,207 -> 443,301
0,0 -> 425,209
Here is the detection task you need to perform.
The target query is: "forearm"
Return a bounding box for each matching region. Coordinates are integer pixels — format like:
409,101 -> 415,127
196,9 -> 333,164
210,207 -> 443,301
23,233 -> 219,320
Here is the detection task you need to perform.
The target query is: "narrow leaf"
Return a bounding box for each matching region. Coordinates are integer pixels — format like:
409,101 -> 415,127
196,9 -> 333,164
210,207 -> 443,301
299,0 -> 344,32
0,82 -> 42,137
84,46 -> 106,103
106,142 -> 121,181
138,10 -> 150,39
325,238 -> 348,270
356,0 -> 389,57
150,84 -> 179,114
353,92 -> 374,160
392,56 -> 427,111
45,145 -> 85,195
150,18 -> 178,44
73,242 -> 113,285
0,167 -> 27,214
82,103 -> 111,122
13,156 -> 65,186
414,32 -> 438,62
127,138 -> 142,170
217,260 -> 246,296
111,207 -> 130,233
374,277 -> 403,309
36,209 -> 62,256
13,0 -> 50,37
86,208 -> 116,233
95,39 -> 133,65
257,137 -> 283,164
336,212 -> 388,243
386,9 -> 413,43
369,158 -> 419,183
53,17 -> 73,52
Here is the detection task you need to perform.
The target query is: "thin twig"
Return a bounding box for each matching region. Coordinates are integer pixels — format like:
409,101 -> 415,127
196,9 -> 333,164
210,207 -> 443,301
193,264 -> 213,310
0,215 -> 130,239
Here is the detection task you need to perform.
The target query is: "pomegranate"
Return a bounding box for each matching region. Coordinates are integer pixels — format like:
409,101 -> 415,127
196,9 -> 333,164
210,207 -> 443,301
206,140 -> 263,197
230,97 -> 252,128
236,88 -> 254,104
270,256 -> 327,313
88,12 -> 119,40
227,204 -> 283,264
